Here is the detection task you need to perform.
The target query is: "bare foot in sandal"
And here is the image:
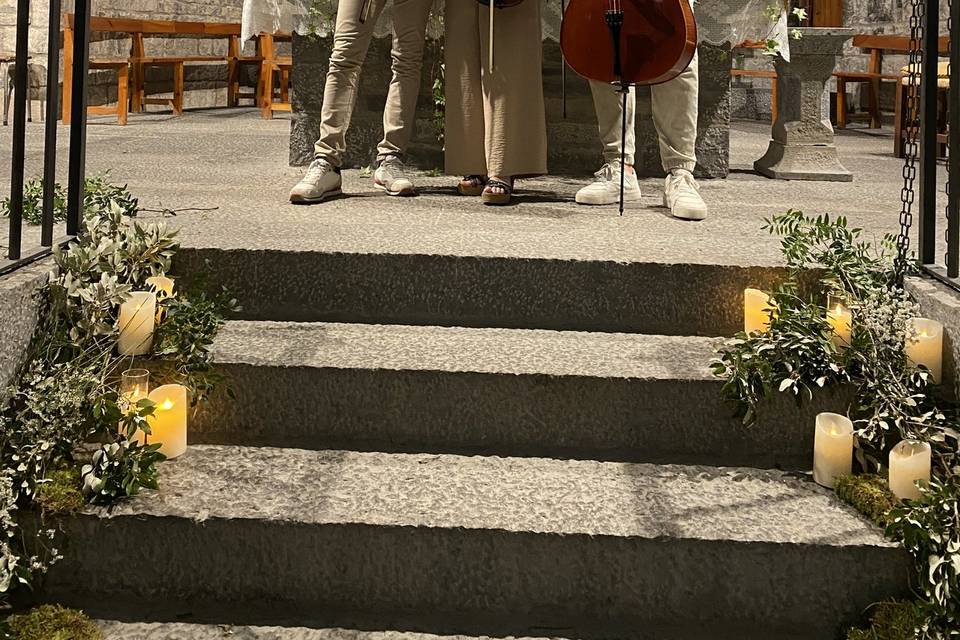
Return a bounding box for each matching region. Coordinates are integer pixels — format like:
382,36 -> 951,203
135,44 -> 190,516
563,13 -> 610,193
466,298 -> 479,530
458,175 -> 488,196
482,176 -> 513,206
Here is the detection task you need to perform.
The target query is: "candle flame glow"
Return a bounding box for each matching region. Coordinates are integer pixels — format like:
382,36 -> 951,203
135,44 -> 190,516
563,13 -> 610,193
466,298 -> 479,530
160,399 -> 175,411
834,304 -> 844,315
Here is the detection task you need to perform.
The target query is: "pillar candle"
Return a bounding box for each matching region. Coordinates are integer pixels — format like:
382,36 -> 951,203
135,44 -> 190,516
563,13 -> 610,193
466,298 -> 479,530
906,318 -> 944,384
744,288 -> 773,334
813,412 -> 854,488
826,294 -> 853,349
147,384 -> 188,459
146,275 -> 175,322
117,291 -> 157,356
119,368 -> 150,445
889,440 -> 932,501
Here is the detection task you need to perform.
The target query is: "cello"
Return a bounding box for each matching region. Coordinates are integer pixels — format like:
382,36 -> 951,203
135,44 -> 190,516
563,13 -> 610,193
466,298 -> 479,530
560,0 -> 698,212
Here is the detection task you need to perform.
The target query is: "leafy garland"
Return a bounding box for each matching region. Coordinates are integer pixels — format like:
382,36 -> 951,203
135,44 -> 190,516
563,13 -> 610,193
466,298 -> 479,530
712,210 -> 959,638
0,181 -> 234,602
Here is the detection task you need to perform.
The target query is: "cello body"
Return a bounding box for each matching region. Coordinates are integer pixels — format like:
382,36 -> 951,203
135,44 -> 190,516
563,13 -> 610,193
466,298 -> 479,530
560,0 -> 698,86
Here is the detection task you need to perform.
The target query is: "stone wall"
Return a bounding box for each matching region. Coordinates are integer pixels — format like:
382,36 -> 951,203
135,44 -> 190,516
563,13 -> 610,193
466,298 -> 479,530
291,35 -> 731,178
0,260 -> 48,404
0,0 -> 252,114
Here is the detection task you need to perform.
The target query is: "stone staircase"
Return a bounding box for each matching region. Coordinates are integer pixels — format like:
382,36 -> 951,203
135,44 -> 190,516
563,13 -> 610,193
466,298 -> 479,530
39,233 -> 911,639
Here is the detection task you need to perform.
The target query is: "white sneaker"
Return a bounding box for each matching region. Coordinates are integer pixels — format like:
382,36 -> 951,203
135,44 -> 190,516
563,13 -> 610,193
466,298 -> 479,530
289,159 -> 343,204
374,156 -> 416,196
664,169 -> 708,220
575,162 -> 642,206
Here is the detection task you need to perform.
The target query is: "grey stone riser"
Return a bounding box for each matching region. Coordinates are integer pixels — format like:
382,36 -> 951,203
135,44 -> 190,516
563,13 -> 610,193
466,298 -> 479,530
174,248 -> 806,337
42,515 -> 908,640
192,362 -> 846,470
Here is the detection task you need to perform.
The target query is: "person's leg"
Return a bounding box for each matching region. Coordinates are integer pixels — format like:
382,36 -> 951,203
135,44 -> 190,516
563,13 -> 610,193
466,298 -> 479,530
477,0 -> 547,203
651,49 -> 707,220
377,0 -> 433,161
373,0 -> 435,196
650,51 -> 699,174
575,81 -> 641,205
444,1 -> 487,179
313,0 -> 387,167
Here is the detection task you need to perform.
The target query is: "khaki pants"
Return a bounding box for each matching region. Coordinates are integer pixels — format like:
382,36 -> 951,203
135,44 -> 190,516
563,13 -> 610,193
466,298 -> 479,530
589,49 -> 699,172
444,0 -> 547,178
314,0 -> 433,167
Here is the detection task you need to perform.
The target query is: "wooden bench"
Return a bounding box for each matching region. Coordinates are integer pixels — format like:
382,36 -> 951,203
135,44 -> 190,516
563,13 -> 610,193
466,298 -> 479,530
62,15 -> 288,123
834,34 -> 949,129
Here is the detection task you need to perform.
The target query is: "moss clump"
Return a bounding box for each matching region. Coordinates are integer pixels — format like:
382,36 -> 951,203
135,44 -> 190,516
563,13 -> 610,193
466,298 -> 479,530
835,474 -> 899,527
846,601 -> 925,640
34,468 -> 84,514
5,605 -> 101,640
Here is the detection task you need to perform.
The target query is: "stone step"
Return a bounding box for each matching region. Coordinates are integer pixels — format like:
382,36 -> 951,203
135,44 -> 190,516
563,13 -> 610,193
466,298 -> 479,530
173,223 -> 802,337
97,621 -> 568,640
43,446 -> 908,640
191,321 -> 844,469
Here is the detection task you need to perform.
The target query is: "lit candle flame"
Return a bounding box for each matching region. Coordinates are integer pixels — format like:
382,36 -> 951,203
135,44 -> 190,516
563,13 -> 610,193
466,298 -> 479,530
834,304 -> 844,315
160,398 -> 175,411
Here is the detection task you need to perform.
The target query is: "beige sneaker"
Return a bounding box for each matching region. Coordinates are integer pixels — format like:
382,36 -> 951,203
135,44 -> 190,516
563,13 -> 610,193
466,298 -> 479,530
374,156 -> 416,197
664,169 -> 707,220
575,162 -> 642,206
290,159 -> 343,204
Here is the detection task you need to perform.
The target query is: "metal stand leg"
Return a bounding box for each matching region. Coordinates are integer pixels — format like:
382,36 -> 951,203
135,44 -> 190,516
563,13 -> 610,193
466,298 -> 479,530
2,62 -> 9,126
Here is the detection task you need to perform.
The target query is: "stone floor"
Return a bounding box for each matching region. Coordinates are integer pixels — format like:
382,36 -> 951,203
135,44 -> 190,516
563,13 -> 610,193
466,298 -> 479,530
0,107 -> 950,268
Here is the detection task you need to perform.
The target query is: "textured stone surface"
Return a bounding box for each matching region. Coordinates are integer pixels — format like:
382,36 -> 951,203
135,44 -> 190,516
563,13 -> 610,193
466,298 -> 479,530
0,258 -> 48,402
755,29 -> 854,182
292,35 -> 731,177
98,622 -> 566,640
42,446 -> 908,639
192,321 -> 843,468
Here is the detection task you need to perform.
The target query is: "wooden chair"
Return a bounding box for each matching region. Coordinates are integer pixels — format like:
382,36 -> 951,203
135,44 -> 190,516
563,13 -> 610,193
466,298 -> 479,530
255,32 -> 293,119
895,61 -> 951,159
730,67 -> 778,123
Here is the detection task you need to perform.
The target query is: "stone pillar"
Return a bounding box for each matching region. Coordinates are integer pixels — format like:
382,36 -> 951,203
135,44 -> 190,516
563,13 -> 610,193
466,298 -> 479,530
754,28 -> 854,182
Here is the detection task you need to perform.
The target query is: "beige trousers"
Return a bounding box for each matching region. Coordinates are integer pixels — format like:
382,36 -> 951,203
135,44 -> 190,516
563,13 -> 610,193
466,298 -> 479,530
589,50 -> 699,172
443,0 -> 547,178
314,0 -> 434,167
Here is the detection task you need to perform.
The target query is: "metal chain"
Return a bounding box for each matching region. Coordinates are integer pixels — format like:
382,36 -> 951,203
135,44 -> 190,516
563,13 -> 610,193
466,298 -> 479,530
893,0 -> 926,285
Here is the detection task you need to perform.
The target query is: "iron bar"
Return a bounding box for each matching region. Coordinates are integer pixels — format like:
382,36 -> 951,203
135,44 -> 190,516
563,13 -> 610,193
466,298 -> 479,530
949,0 -> 960,278
66,0 -> 91,237
41,0 -> 62,248
917,0 -> 940,266
7,0 -> 31,261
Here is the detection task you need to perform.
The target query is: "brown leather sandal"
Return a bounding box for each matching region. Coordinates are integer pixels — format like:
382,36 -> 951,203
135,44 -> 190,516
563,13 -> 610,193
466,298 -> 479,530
481,179 -> 513,206
457,175 -> 488,196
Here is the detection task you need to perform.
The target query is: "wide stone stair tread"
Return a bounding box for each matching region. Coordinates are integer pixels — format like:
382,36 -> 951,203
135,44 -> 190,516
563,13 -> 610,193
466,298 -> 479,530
195,321 -> 842,468
86,445 -> 885,546
212,321 -> 720,380
45,446 -> 908,638
97,621 -> 568,640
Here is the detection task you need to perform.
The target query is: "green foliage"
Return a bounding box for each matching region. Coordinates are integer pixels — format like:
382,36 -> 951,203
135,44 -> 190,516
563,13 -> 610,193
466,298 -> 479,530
154,278 -> 238,406
887,477 -> 960,637
846,601 -> 925,640
835,474 -> 899,527
3,605 -> 101,640
713,210 -> 960,636
1,175 -> 137,226
34,467 -> 84,515
81,440 -> 165,505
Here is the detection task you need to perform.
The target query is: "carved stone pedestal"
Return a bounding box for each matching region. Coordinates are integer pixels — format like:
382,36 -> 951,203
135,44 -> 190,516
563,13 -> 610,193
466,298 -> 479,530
755,28 -> 854,182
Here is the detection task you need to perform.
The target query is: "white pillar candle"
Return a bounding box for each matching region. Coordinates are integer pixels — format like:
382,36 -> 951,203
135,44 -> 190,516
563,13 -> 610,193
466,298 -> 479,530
117,291 -> 157,356
813,412 -> 854,488
119,368 -> 150,445
147,384 -> 188,459
889,439 -> 932,501
744,288 -> 773,334
146,275 -> 175,322
826,294 -> 853,349
906,318 -> 944,384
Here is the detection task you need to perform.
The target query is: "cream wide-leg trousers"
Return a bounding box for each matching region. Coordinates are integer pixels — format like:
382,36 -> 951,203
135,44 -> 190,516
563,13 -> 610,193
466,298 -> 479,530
444,0 -> 547,178
314,0 -> 434,167
588,1 -> 700,173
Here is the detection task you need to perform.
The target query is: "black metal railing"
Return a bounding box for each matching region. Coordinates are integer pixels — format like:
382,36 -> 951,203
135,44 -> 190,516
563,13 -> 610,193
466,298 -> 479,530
1,0 -> 89,277
913,0 -> 960,289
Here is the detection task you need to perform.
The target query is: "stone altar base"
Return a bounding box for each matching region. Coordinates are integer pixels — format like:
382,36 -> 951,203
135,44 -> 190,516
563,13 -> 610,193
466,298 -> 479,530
290,35 -> 732,178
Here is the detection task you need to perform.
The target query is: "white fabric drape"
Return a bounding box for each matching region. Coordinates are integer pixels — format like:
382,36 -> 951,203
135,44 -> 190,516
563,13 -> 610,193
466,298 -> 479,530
241,0 -> 792,58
